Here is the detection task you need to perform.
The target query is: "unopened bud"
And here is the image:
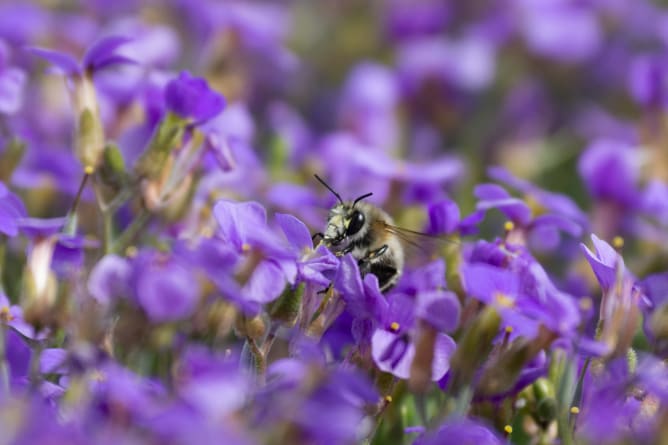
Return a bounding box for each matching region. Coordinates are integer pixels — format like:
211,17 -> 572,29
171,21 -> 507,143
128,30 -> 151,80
270,284 -> 304,327
134,113 -> 185,180
235,315 -> 266,340
536,397 -> 557,424
76,108 -> 105,170
98,142 -> 128,189
448,306 -> 501,391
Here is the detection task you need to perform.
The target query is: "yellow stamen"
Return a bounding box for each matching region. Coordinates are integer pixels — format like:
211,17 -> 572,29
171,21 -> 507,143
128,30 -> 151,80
504,425 -> 513,434
84,165 -> 94,175
570,406 -> 580,414
612,236 -> 624,249
579,297 -> 593,311
494,293 -> 515,308
0,306 -> 11,322
390,322 -> 400,332
200,226 -> 214,238
242,243 -> 252,253
125,246 -> 138,258
505,326 -> 513,334
384,395 -> 393,403
504,221 -> 515,232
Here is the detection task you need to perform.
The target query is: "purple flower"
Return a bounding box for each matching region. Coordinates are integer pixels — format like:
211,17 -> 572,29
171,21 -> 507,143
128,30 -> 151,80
276,213 -> 339,287
129,250 -> 199,323
175,347 -> 250,421
578,139 -> 641,208
87,255 -> 132,306
372,329 -> 455,380
515,0 -> 601,63
29,35 -> 134,77
628,54 -> 668,109
463,243 -> 581,339
580,233 -> 628,292
0,40 -> 26,115
414,416 -> 503,445
396,35 -> 496,93
165,71 -> 225,123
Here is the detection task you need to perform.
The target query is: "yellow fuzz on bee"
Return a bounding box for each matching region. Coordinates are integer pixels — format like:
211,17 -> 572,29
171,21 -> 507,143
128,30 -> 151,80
390,322 -> 400,332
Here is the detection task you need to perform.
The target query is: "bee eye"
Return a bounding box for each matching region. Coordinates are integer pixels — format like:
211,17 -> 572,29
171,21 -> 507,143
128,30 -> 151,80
346,210 -> 365,236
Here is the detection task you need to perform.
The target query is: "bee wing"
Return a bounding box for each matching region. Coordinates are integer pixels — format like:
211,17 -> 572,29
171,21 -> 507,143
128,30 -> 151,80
381,222 -> 459,254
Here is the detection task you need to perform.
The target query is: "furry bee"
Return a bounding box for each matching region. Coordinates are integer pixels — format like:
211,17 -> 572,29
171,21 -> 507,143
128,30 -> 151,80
314,175 -> 427,292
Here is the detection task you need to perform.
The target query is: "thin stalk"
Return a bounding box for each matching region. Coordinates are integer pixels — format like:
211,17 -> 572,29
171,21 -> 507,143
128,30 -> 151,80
63,172 -> 90,234
0,325 -> 9,394
112,209 -> 151,254
29,341 -> 43,390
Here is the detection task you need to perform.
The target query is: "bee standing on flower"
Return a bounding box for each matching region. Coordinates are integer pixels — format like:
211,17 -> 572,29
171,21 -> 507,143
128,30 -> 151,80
314,175 -> 416,291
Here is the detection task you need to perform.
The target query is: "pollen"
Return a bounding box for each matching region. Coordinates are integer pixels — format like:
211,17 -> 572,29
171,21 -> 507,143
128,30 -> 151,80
570,406 -> 580,414
504,425 -> 513,434
494,292 -> 515,308
504,221 -> 515,232
612,236 -> 624,249
384,395 -> 393,403
242,243 -> 252,252
84,165 -> 94,175
125,246 -> 138,258
0,306 -> 12,322
505,326 -> 513,334
579,297 -> 593,311
390,322 -> 400,332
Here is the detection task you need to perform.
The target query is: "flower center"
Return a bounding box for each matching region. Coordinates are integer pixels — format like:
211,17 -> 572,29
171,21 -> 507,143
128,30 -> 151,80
494,292 -> 515,308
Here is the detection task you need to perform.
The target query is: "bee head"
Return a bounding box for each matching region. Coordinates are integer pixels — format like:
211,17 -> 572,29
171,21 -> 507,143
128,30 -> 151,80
314,175 -> 373,246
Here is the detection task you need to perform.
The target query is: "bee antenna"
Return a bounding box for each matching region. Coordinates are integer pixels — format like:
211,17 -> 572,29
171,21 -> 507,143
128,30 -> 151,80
314,174 -> 344,205
353,192 -> 373,206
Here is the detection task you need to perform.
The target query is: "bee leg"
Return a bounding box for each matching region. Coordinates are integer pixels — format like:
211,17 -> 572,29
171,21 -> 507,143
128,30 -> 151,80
369,244 -> 388,259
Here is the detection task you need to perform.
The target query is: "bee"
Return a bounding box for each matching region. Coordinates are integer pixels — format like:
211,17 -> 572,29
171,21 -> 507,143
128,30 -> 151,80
313,175 -> 432,292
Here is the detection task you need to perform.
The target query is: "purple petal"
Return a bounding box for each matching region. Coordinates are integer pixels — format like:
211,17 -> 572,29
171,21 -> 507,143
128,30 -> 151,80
580,233 -> 623,291
461,263 -> 519,304
213,200 -> 267,250
166,71 -> 226,123
276,213 -> 312,251
87,255 -> 132,305
40,348 -> 68,374
416,291 -> 460,332
83,35 -> 134,71
242,260 -> 288,304
28,47 -> 81,76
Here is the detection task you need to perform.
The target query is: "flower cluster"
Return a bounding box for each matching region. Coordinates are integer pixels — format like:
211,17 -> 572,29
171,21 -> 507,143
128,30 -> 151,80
0,1 -> 668,444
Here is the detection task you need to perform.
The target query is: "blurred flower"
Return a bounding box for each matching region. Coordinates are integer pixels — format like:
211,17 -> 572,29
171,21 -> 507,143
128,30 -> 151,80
165,71 -> 225,124
0,40 -> 26,115
0,181 -> 26,237
414,416 -> 503,445
578,139 -> 642,208
129,250 -> 199,323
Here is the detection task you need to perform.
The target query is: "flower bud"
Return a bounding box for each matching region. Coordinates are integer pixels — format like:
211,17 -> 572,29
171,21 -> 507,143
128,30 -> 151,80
98,142 -> 128,190
270,283 -> 304,327
134,113 -> 185,180
23,237 -> 59,328
73,75 -> 105,170
448,306 -> 501,391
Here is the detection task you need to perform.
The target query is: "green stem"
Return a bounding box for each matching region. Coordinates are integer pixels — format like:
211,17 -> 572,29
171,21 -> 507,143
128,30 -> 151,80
112,209 -> 151,254
0,325 -> 9,394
